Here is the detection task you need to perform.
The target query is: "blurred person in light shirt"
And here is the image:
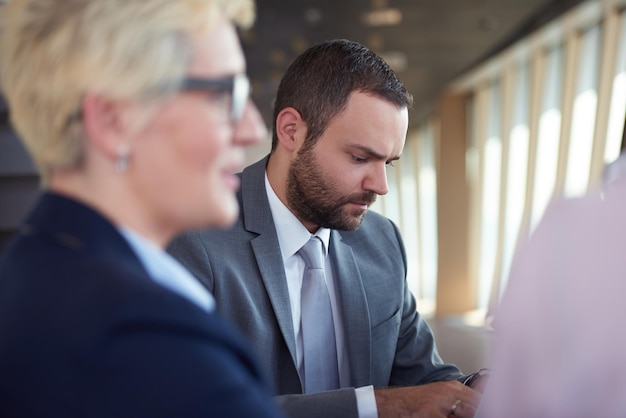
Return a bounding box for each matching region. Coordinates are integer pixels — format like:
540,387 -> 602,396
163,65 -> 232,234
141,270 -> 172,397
479,169 -> 626,418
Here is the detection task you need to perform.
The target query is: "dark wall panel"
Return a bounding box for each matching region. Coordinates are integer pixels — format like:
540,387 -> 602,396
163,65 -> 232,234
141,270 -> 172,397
0,176 -> 41,230
0,124 -> 37,176
0,96 -> 41,256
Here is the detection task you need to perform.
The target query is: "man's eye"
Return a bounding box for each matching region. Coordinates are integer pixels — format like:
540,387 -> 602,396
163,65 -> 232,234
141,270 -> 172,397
352,155 -> 367,163
386,161 -> 396,167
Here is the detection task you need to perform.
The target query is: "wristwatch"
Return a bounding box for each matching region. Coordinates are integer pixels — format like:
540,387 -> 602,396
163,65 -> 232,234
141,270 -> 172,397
461,368 -> 491,388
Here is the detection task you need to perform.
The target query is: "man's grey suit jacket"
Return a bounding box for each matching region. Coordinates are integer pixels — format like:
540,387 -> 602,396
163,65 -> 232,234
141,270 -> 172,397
169,156 -> 463,418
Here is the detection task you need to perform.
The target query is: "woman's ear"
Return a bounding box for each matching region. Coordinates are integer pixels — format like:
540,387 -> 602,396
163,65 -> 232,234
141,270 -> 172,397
81,93 -> 126,160
81,92 -> 136,160
274,107 -> 305,152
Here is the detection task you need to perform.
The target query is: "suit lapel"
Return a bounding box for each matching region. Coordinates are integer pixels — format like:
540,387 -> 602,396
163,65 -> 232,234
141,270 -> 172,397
250,235 -> 298,365
241,157 -> 298,367
330,231 -> 372,387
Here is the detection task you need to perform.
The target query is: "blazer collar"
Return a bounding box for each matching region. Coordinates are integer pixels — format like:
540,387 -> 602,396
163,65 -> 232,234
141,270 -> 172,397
240,156 -> 273,235
329,230 -> 372,387
240,156 -> 299,366
23,192 -> 147,272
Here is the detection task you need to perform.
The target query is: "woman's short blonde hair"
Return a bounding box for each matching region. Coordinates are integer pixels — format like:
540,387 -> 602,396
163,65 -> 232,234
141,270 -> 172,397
0,0 -> 254,182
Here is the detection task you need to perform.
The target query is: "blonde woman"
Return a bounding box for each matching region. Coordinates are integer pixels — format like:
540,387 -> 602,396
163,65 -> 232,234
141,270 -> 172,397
0,0 -> 284,417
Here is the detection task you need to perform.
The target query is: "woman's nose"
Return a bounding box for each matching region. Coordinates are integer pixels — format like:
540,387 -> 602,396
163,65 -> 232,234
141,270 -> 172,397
233,99 -> 268,146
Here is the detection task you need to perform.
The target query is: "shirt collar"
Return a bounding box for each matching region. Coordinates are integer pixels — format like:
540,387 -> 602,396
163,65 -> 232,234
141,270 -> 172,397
120,227 -> 215,312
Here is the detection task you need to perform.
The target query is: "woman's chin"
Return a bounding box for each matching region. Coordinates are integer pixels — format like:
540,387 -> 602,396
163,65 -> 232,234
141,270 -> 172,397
209,199 -> 239,229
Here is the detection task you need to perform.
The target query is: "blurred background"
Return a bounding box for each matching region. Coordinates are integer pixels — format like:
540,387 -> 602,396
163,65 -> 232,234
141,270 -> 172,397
2,0 -> 625,372
244,0 -> 584,130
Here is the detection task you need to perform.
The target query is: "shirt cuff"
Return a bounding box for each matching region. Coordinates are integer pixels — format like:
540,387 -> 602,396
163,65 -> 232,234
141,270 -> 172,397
355,385 -> 378,418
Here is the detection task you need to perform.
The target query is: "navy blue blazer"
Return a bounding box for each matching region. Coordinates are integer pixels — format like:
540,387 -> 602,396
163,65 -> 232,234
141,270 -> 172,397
0,192 -> 285,418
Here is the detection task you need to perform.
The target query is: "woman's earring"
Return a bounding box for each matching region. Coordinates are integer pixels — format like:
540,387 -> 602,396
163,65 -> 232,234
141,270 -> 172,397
116,143 -> 130,172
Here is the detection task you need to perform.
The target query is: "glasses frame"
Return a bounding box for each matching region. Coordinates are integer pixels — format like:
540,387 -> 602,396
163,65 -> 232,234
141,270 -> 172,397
180,74 -> 250,123
64,74 -> 251,129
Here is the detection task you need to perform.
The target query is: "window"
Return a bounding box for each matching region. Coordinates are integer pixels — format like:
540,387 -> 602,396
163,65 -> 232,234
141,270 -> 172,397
604,13 -> 626,163
499,62 -> 531,296
531,45 -> 564,230
564,25 -> 602,197
426,2 -> 626,316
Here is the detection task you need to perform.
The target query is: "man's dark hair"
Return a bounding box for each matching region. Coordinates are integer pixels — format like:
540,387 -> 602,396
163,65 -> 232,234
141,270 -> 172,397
271,39 -> 413,151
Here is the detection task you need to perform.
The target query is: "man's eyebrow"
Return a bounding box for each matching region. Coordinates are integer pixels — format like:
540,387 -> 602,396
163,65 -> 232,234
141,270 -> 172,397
350,144 -> 401,161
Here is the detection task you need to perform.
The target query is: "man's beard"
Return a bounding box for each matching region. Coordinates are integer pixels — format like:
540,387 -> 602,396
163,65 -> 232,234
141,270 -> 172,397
286,147 -> 377,231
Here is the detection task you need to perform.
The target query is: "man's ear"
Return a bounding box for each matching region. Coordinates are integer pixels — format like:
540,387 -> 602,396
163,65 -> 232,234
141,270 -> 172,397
275,107 -> 305,152
81,92 -> 133,159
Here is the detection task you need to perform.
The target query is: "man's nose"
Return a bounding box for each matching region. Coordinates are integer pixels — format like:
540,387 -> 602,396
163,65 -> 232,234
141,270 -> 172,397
363,162 -> 389,195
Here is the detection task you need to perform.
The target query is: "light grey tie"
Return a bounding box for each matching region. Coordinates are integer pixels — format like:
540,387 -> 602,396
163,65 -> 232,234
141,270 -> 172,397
298,236 -> 340,393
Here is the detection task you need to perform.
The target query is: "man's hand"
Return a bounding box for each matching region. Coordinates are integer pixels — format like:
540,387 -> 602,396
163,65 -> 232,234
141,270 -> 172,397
375,381 -> 481,418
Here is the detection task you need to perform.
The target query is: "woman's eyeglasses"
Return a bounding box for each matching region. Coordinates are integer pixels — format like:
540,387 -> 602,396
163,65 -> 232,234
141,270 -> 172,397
65,74 -> 251,129
180,74 -> 250,123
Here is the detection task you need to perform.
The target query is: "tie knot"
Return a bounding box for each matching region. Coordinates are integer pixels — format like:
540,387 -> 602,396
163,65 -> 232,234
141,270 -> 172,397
299,237 -> 324,270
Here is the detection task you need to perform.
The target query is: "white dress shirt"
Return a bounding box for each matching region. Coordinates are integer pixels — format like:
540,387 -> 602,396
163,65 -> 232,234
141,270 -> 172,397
265,174 -> 378,418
